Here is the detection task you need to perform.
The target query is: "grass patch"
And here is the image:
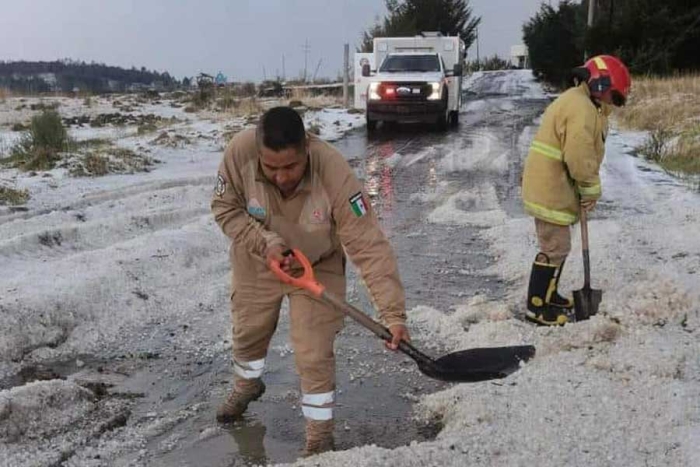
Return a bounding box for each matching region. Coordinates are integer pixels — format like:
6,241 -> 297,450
68,146 -> 156,177
76,153 -> 109,176
0,185 -> 29,205
75,138 -> 111,149
660,132 -> 700,175
5,110 -> 68,171
137,122 -> 158,135
636,124 -> 700,175
288,88 -> 342,109
217,96 -> 264,118
29,101 -> 60,111
618,74 -> 700,176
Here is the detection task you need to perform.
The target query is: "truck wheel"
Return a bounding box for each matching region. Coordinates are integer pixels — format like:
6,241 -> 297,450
437,109 -> 449,131
436,93 -> 449,131
449,111 -> 460,127
366,116 -> 377,132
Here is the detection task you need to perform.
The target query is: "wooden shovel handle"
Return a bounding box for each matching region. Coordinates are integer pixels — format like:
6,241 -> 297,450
580,208 -> 591,288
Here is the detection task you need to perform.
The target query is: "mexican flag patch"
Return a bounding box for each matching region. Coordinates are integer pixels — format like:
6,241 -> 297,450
349,192 -> 368,217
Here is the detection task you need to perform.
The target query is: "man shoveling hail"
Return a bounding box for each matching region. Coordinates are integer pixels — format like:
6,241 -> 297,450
522,55 -> 631,325
211,106 -> 410,456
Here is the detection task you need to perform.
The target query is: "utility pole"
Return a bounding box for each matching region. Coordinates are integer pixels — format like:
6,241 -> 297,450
282,54 -> 286,81
476,26 -> 480,69
585,0 -> 596,60
302,39 -> 311,83
343,43 -> 349,108
312,59 -> 323,83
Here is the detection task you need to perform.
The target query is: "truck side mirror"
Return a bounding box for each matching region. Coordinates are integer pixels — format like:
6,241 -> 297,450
453,64 -> 463,77
362,64 -> 371,77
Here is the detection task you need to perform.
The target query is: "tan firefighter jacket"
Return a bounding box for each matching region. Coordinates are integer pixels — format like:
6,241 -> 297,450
522,83 -> 611,225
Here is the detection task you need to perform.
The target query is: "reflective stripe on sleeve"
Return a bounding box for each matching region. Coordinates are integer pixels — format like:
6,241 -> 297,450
530,141 -> 563,161
578,184 -> 601,196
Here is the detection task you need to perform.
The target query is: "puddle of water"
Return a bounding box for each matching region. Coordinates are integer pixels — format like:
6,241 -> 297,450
122,317 -> 445,466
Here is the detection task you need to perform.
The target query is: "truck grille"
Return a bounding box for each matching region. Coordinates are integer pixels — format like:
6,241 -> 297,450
379,82 -> 432,101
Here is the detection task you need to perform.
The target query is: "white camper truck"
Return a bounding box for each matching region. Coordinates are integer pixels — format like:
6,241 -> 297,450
358,32 -> 466,131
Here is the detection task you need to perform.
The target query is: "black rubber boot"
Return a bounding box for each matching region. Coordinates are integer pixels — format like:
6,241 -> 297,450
549,257 -> 574,309
525,254 -> 568,326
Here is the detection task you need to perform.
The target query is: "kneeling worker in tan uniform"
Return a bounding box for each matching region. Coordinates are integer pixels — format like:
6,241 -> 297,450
211,106 -> 410,456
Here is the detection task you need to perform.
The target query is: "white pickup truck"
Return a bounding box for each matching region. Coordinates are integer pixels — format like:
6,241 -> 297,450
357,32 -> 466,131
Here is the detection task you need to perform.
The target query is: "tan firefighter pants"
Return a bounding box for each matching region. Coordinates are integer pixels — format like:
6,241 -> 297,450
229,248 -> 345,403
535,218 -> 571,266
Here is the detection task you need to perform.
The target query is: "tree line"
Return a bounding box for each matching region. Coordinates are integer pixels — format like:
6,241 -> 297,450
0,59 -> 179,94
523,0 -> 700,87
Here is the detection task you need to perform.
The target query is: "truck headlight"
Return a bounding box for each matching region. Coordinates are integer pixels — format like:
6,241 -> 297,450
427,82 -> 441,100
369,82 -> 381,100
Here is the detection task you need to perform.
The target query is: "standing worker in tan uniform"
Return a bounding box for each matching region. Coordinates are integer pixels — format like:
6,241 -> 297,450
521,55 -> 631,326
211,106 -> 410,456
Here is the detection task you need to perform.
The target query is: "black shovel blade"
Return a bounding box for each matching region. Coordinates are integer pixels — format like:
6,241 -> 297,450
416,345 -> 536,383
573,286 -> 603,321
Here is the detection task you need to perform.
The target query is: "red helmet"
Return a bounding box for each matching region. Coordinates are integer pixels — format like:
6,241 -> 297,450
583,55 -> 631,106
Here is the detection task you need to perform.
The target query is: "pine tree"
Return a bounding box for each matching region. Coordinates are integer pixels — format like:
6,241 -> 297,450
360,0 -> 480,51
523,1 -> 586,87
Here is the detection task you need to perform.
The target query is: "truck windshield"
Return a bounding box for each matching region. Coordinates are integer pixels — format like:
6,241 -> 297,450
379,55 -> 440,73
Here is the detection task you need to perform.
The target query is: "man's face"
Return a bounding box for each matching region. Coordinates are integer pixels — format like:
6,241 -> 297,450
259,141 -> 308,197
598,89 -> 615,105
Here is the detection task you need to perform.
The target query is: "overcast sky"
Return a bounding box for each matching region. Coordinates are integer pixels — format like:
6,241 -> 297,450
0,0 -> 548,82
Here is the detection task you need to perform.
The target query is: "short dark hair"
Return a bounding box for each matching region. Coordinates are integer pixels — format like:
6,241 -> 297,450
257,107 -> 306,151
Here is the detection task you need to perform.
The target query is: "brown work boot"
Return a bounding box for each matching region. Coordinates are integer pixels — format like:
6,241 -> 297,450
301,419 -> 335,457
216,378 -> 265,423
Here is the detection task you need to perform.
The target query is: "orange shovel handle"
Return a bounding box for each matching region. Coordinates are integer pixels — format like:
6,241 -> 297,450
268,248 -> 326,297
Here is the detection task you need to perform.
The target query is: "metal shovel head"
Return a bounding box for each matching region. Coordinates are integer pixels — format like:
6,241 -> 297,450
573,286 -> 603,321
416,345 -> 536,383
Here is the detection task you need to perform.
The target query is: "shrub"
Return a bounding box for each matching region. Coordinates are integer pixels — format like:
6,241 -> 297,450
30,110 -> 68,152
8,110 -> 69,171
0,185 -> 30,205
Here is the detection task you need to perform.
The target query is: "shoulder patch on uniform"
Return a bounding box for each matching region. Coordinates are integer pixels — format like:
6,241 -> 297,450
247,198 -> 266,219
349,191 -> 368,217
215,174 -> 226,197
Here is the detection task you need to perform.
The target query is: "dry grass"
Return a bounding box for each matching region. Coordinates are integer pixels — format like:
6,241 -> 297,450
617,74 -> 700,175
287,88 -> 342,109
0,185 -> 29,205
617,74 -> 700,131
236,97 -> 265,116
68,147 -> 156,177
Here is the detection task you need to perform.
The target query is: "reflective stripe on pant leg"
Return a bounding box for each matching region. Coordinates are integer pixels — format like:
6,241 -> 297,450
301,391 -> 334,421
233,358 -> 266,379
